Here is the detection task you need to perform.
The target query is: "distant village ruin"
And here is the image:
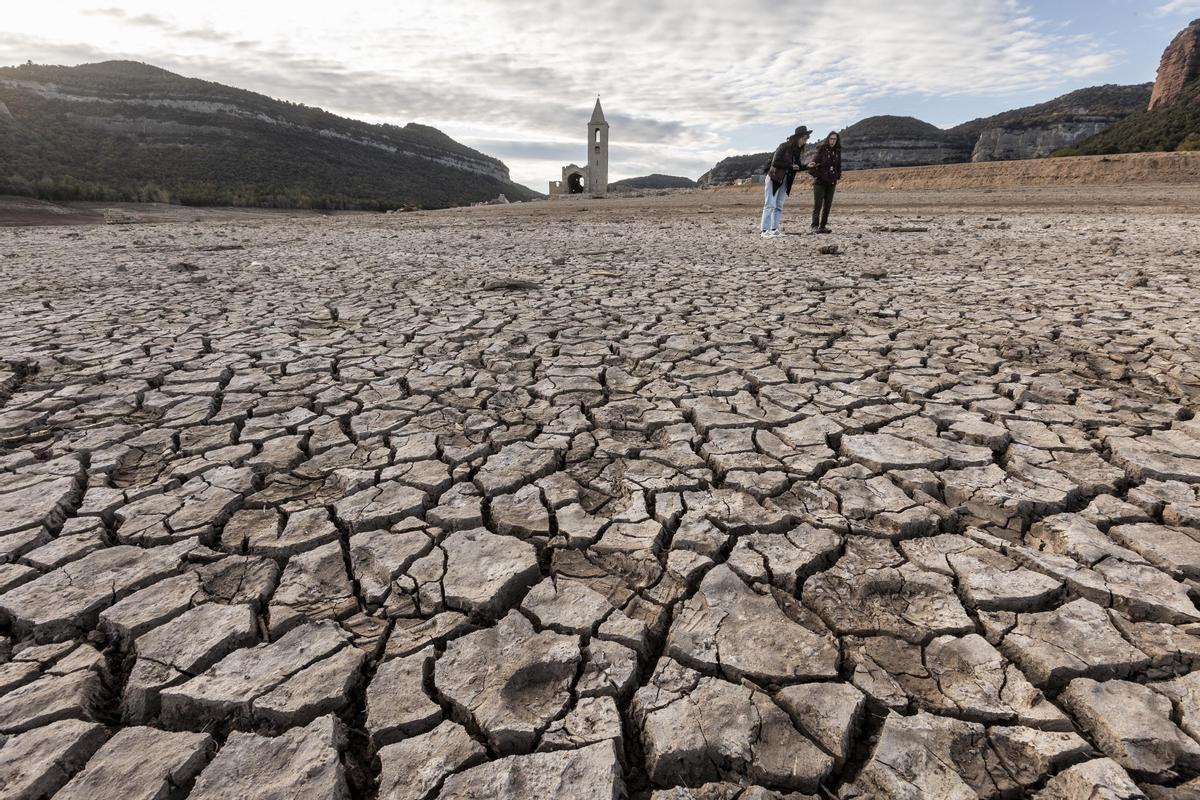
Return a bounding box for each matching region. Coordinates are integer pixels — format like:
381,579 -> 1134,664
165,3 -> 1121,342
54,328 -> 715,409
549,98 -> 609,199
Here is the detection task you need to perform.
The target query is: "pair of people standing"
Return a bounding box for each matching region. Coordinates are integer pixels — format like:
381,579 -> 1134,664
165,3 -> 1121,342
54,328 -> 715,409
759,126 -> 842,238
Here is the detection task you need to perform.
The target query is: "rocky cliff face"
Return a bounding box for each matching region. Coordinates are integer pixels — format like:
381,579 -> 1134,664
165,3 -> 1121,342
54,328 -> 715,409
843,138 -> 973,170
970,117 -> 1128,162
836,116 -> 973,171
1150,19 -> 1200,111
963,84 -> 1152,162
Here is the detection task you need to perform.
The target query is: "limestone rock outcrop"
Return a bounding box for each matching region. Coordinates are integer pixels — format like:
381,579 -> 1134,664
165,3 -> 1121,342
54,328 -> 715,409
840,117 -> 973,171
970,119 -> 1131,162
1150,18 -> 1200,110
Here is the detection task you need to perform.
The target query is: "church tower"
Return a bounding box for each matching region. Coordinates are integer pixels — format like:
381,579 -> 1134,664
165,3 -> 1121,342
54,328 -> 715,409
588,97 -> 609,197
548,97 -> 612,199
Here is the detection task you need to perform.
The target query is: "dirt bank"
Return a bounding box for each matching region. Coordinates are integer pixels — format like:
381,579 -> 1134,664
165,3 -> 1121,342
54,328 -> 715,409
703,151 -> 1200,195
0,196 -> 104,227
0,197 -> 364,227
838,151 -> 1200,190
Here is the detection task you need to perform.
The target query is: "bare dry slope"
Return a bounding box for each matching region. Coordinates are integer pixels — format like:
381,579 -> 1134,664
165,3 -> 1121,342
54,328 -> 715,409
0,196 -> 103,227
837,152 -> 1200,191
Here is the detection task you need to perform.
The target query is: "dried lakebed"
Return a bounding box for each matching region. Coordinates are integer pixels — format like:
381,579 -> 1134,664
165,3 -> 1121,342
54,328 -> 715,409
0,190 -> 1199,799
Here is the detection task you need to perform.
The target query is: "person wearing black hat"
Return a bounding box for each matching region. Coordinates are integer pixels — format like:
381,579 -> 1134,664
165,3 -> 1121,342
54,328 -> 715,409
760,125 -> 811,238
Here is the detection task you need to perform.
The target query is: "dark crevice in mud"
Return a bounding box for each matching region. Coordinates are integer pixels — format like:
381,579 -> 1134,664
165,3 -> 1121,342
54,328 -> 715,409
618,516 -> 725,797
327,504 -> 369,616
528,636 -> 589,755
823,699 -> 888,797
0,358 -> 35,410
93,636 -> 134,727
621,710 -> 653,799
340,617 -> 393,800
423,642 -> 499,760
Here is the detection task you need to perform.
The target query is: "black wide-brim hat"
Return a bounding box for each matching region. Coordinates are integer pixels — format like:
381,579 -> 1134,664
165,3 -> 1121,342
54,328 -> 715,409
794,126 -> 812,138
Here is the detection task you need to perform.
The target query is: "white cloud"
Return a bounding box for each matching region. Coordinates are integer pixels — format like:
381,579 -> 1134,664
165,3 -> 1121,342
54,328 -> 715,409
1156,0 -> 1200,16
2,1 -> 1118,188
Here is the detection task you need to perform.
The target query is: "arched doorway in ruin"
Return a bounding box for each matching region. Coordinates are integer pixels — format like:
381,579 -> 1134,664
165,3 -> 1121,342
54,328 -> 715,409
567,171 -> 587,194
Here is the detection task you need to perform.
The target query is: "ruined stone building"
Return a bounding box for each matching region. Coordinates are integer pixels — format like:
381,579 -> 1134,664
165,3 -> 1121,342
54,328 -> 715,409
548,98 -> 609,198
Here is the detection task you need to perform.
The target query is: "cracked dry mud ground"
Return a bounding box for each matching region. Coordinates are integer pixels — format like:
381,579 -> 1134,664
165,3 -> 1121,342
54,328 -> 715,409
0,187 -> 1199,800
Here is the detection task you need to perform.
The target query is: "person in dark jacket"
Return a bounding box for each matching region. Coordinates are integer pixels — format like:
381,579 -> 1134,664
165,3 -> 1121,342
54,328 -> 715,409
760,126 -> 811,238
807,131 -> 842,233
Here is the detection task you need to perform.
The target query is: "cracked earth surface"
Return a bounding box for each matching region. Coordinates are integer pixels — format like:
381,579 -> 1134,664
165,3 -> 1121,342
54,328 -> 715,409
0,188 -> 1198,800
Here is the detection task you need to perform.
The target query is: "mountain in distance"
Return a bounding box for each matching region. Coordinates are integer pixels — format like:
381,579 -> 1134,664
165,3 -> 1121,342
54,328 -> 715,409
1064,20 -> 1200,156
1064,79 -> 1200,155
0,60 -> 540,210
608,174 -> 696,192
837,83 -> 1152,170
697,153 -> 773,187
959,83 -> 1156,161
838,115 -> 975,171
698,83 -> 1152,184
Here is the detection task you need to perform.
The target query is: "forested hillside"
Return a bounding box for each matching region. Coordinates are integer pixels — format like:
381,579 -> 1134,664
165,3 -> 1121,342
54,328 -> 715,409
0,61 -> 539,209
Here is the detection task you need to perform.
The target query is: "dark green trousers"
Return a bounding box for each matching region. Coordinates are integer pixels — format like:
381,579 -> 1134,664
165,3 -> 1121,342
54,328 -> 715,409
812,183 -> 836,228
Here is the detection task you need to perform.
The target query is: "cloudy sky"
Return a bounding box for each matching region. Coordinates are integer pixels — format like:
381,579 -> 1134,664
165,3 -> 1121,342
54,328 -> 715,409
4,1 -> 1198,190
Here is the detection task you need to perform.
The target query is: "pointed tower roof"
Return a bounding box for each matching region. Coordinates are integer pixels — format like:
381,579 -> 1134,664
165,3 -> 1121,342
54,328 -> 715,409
590,97 -> 607,125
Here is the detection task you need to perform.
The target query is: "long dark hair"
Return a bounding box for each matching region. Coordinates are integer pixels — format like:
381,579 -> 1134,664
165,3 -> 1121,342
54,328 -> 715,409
819,131 -> 842,153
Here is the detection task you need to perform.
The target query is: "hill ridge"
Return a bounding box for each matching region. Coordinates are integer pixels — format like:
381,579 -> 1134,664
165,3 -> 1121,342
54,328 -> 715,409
1064,78 -> 1200,155
0,60 -> 538,209
698,82 -> 1151,184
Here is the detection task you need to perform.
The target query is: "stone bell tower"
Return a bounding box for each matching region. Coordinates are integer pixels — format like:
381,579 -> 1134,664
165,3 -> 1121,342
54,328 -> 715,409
588,97 -> 609,197
548,98 -> 612,198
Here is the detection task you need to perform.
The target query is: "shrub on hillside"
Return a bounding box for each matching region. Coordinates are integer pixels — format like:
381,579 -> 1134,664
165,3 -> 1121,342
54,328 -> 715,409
1178,133 -> 1200,152
1068,79 -> 1200,155
0,61 -> 537,210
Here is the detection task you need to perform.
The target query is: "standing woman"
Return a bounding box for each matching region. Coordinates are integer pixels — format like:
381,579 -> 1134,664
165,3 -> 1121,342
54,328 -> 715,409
808,131 -> 842,234
760,125 -> 811,238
